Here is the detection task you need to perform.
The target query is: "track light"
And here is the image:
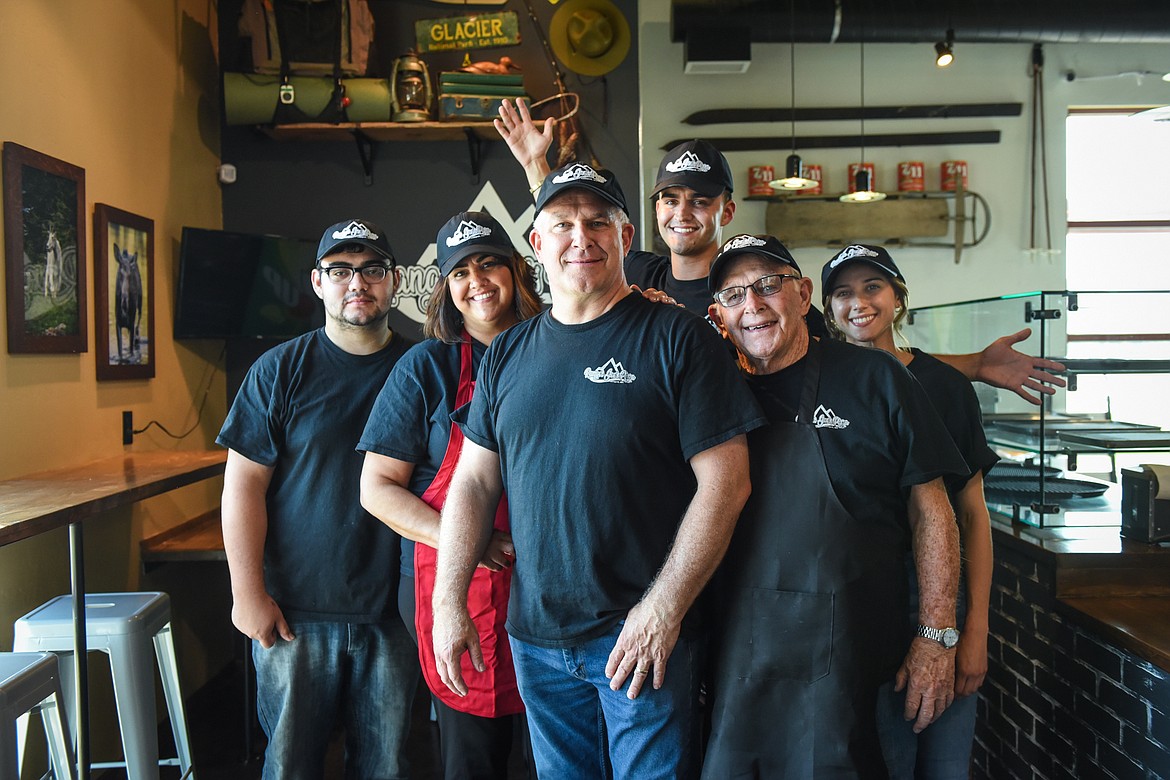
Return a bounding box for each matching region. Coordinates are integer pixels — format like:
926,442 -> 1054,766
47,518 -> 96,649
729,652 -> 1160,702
935,29 -> 954,68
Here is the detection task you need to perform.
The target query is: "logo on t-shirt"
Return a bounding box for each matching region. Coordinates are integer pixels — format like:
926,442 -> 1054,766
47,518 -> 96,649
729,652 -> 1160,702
665,151 -> 712,174
584,358 -> 636,384
812,404 -> 850,429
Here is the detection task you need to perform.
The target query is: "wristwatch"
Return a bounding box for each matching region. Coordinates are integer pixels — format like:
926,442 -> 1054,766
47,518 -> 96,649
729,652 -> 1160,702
917,624 -> 960,649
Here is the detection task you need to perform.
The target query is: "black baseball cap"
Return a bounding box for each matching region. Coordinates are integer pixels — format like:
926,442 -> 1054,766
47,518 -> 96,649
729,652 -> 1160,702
436,211 -> 516,276
651,140 -> 734,199
316,218 -> 395,264
821,244 -> 905,294
709,234 -> 802,296
534,162 -> 629,217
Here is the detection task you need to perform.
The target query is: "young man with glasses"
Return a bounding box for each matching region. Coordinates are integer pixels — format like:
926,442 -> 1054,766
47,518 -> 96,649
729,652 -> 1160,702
218,218 -> 418,778
701,234 -> 966,778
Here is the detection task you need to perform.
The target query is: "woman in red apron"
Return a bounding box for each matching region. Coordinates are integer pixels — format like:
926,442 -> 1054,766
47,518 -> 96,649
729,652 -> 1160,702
359,211 -> 544,779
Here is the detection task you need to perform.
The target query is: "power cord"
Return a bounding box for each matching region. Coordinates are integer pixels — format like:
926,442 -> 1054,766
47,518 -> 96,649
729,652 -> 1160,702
133,344 -> 225,440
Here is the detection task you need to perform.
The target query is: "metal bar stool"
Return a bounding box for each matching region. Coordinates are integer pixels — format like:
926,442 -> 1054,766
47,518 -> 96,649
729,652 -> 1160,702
1,652 -> 76,779
14,593 -> 195,780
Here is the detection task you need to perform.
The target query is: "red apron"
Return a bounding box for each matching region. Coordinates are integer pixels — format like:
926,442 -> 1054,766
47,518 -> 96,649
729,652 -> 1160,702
414,335 -> 523,717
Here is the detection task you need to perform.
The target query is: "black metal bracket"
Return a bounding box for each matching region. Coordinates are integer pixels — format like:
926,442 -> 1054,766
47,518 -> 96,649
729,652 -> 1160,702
354,131 -> 375,186
1025,301 -> 1062,322
464,127 -> 483,183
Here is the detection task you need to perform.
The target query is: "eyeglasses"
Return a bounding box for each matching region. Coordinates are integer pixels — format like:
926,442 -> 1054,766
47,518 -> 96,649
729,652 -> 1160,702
316,263 -> 394,284
713,273 -> 800,308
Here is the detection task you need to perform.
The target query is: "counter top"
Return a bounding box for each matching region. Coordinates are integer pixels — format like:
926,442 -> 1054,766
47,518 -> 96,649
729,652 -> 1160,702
991,513 -> 1170,671
0,450 -> 227,547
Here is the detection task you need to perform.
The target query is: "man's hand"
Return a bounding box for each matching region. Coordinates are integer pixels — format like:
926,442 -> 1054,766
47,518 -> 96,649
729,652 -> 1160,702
433,602 -> 485,698
231,591 -> 294,649
895,636 -> 956,732
977,328 -> 1067,405
477,530 -> 515,572
494,98 -> 554,181
954,628 -> 988,697
604,599 -> 681,700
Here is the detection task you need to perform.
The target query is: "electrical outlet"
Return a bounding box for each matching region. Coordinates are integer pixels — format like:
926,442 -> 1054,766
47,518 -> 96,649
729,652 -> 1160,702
122,411 -> 133,445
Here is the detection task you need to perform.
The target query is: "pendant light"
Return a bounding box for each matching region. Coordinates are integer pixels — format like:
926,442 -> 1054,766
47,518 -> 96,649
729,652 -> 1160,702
840,36 -> 886,203
934,29 -> 955,68
771,0 -> 816,191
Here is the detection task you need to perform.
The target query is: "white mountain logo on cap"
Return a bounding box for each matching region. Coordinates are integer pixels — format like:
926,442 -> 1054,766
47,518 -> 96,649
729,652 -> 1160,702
553,164 -> 607,185
584,358 -> 636,384
830,245 -> 879,268
332,221 -> 379,241
724,235 -> 767,251
447,220 -> 492,247
665,151 -> 712,174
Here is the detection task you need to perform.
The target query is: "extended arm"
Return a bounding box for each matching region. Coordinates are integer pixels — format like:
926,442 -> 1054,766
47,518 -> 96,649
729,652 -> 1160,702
221,449 -> 293,649
954,471 -> 992,697
431,439 -> 505,696
896,477 -> 960,733
494,98 -> 553,195
605,434 -> 752,699
936,327 -> 1066,406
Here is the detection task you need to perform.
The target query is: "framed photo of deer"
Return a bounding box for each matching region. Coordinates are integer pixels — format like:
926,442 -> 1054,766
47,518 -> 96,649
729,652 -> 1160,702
3,142 -> 87,354
94,204 -> 154,380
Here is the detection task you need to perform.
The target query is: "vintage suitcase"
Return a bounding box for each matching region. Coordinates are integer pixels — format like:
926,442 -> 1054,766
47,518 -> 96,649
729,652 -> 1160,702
439,93 -> 528,121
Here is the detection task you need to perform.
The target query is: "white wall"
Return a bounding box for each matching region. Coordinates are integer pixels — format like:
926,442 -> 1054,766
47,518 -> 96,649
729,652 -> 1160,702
637,1 -> 1170,307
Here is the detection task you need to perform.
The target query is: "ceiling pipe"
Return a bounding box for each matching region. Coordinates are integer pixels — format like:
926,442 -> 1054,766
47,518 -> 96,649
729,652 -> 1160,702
671,0 -> 1170,45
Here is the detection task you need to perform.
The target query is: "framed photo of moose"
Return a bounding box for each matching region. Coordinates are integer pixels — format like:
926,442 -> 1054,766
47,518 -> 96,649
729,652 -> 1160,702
94,204 -> 154,380
3,142 -> 87,354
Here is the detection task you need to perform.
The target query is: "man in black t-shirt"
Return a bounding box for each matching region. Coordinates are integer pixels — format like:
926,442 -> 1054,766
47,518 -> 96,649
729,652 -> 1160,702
701,234 -> 967,778
218,219 -> 417,778
431,164 -> 765,780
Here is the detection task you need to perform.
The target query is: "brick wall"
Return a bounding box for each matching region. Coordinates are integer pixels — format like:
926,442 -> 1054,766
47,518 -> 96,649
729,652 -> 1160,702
975,541 -> 1170,778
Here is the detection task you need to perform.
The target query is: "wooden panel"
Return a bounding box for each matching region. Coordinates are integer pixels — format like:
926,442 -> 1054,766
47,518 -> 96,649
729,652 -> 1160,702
1060,597 -> 1170,671
766,197 -> 949,246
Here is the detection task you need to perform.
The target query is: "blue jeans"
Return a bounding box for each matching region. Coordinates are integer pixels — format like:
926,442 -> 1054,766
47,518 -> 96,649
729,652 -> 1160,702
508,624 -> 700,780
875,679 -> 978,780
253,618 -> 418,780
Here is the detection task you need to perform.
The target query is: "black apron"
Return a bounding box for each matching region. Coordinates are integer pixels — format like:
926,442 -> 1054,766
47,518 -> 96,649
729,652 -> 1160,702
703,340 -> 905,780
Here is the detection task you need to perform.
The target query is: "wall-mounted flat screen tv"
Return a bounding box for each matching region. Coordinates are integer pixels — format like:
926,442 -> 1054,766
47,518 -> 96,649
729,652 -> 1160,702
175,227 -> 319,339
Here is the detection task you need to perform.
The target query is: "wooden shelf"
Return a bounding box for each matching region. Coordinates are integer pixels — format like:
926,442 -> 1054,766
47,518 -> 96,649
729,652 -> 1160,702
141,509 -> 225,569
260,120 -> 500,143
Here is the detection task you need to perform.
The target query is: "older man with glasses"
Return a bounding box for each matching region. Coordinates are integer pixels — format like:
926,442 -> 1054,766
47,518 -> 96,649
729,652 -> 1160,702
218,218 -> 419,779
701,234 -> 968,779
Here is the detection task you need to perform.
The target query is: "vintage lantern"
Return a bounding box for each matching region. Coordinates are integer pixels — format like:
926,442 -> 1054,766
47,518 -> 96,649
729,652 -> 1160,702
390,51 -> 433,122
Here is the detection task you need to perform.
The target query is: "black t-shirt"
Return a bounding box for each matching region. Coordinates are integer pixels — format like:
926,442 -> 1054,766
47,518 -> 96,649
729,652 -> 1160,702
216,328 -> 415,623
625,249 -> 831,337
459,293 -> 767,648
357,337 -> 488,578
906,348 -> 999,497
744,338 -> 967,547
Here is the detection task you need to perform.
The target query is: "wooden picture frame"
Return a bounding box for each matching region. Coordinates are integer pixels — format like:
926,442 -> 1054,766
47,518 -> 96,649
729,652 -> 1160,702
3,142 -> 87,353
94,204 -> 154,380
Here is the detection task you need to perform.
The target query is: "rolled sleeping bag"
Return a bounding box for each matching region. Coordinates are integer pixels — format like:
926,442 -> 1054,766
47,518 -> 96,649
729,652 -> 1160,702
223,73 -> 391,124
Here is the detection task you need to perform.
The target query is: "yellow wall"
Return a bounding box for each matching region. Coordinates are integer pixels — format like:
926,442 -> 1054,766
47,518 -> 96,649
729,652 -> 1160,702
0,0 -> 230,753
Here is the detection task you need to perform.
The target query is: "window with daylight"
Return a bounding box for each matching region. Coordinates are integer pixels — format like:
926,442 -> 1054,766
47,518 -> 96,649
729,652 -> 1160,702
1062,109 -> 1170,468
